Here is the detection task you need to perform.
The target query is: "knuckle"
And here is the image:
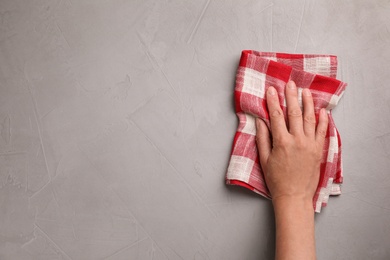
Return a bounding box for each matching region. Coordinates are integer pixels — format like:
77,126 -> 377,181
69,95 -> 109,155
317,128 -> 327,138
315,150 -> 323,161
304,115 -> 316,125
288,108 -> 302,117
295,137 -> 307,149
270,109 -> 283,118
312,147 -> 323,162
274,135 -> 290,146
256,134 -> 268,144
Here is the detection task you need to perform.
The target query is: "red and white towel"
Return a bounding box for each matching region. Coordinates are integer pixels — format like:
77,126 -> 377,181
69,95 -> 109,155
226,51 -> 347,212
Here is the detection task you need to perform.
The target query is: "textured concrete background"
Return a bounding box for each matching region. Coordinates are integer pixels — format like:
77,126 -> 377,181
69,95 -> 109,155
1,0 -> 390,259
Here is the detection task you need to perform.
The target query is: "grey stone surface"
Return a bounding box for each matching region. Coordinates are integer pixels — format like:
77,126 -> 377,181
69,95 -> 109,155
0,0 -> 389,259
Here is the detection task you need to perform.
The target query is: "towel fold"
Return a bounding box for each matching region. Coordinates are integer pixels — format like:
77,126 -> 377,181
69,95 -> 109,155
226,50 -> 347,213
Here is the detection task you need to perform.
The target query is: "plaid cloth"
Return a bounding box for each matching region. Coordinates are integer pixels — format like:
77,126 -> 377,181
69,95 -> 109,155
226,50 -> 347,213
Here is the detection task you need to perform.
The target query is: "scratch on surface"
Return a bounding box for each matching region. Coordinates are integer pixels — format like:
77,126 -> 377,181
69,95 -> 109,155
128,89 -> 162,116
24,64 -> 52,198
40,106 -> 58,121
104,238 -> 148,259
0,151 -> 26,156
51,188 -> 61,208
21,232 -> 36,249
128,118 -> 218,220
160,68 -> 182,106
150,242 -> 156,260
294,0 -> 306,52
113,194 -> 170,260
187,0 -> 211,44
35,223 -> 73,260
204,202 -> 232,207
56,22 -> 71,49
194,251 -> 210,260
347,194 -> 390,211
168,246 -> 184,260
29,179 -> 53,200
256,3 -> 274,15
71,223 -> 78,240
136,32 -> 181,106
136,31 -> 158,71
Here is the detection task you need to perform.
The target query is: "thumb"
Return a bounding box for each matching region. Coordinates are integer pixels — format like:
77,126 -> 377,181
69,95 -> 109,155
256,118 -> 271,168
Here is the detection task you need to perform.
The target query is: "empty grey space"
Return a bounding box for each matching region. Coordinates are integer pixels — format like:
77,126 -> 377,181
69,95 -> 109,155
1,0 -> 389,259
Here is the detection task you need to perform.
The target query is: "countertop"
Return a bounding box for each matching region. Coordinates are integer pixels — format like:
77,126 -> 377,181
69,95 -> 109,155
0,0 -> 389,259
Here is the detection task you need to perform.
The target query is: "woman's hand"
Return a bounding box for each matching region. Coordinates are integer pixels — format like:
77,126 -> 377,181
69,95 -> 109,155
255,80 -> 328,260
256,80 -> 328,204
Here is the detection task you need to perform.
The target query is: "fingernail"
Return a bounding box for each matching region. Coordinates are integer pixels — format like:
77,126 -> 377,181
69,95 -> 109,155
303,88 -> 311,96
268,87 -> 276,95
321,108 -> 327,115
287,81 -> 296,89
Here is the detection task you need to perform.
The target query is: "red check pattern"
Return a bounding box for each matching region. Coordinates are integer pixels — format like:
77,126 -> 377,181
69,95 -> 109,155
226,51 -> 347,212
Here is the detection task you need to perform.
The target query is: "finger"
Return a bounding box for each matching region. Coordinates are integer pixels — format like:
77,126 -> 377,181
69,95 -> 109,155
266,87 -> 288,138
285,81 -> 304,135
315,108 -> 329,147
255,118 -> 271,168
302,88 -> 316,137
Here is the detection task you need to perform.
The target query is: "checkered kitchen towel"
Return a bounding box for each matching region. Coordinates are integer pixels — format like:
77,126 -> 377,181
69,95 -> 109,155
226,51 -> 347,212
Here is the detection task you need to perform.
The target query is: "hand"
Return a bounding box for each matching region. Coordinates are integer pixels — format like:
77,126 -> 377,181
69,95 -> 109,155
255,80 -> 328,204
256,80 -> 328,260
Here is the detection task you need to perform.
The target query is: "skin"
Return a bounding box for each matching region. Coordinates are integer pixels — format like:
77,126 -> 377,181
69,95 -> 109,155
255,81 -> 328,260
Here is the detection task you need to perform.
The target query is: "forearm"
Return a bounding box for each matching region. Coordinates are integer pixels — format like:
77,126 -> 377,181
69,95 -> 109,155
273,198 -> 316,260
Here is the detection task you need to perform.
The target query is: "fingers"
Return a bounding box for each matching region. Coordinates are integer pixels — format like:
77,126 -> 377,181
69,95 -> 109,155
302,88 -> 316,137
315,108 -> 329,146
255,118 -> 271,167
285,81 -> 303,135
266,87 -> 288,138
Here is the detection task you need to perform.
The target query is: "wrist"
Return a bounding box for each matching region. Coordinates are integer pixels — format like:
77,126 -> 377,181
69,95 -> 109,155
272,196 -> 316,260
272,196 -> 314,215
